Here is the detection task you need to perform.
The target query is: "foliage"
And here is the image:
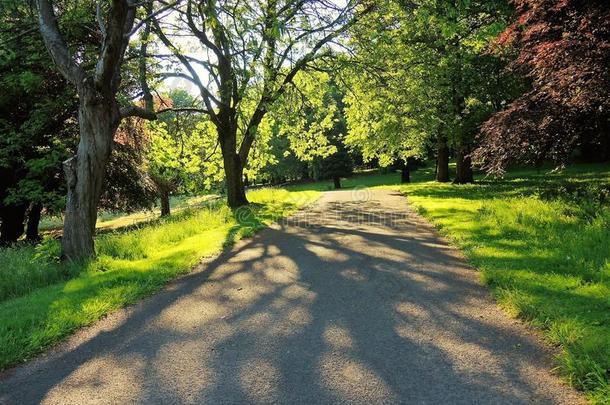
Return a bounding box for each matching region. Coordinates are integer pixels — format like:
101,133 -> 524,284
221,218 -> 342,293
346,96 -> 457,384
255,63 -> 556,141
255,71 -> 341,183
345,0 -> 517,175
318,148 -> 354,185
101,118 -> 158,213
0,0 -> 78,239
475,0 -> 610,172
146,120 -> 211,193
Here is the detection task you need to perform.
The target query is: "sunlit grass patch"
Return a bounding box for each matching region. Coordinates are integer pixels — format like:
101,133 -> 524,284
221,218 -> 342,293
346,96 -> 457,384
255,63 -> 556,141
400,163 -> 610,403
0,188 -> 319,370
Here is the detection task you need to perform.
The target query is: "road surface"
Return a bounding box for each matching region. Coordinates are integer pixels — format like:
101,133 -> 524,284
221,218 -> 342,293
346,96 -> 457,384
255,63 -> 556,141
0,189 -> 583,404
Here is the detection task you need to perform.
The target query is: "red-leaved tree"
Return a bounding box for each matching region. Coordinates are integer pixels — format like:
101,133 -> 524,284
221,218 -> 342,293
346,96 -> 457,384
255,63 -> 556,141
474,0 -> 610,173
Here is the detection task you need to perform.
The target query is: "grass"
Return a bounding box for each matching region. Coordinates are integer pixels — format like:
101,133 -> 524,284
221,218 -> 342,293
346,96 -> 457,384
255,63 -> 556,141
0,188 -> 318,370
400,164 -> 610,403
297,163 -> 610,402
39,194 -> 219,233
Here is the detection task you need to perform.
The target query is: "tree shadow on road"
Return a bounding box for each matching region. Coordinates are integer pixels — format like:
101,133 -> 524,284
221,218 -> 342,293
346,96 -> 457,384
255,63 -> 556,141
0,190 -> 581,404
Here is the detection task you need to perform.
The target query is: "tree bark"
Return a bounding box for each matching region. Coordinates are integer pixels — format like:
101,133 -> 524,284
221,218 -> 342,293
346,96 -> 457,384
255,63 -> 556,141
61,86 -> 119,261
436,135 -> 450,182
160,188 -> 171,217
26,203 -> 43,242
219,122 -> 249,208
224,152 -> 248,208
333,176 -> 342,189
454,146 -> 474,184
400,160 -> 411,183
0,204 -> 27,246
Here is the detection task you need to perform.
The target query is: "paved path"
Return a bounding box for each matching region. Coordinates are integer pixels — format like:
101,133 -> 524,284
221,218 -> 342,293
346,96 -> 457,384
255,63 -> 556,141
0,189 -> 583,404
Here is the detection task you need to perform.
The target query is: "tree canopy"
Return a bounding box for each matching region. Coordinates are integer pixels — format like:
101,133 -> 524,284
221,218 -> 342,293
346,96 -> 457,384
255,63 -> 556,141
0,0 -> 607,258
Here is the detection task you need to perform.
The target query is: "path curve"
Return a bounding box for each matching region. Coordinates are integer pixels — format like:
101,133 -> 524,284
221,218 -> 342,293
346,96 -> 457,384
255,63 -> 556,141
0,189 -> 583,404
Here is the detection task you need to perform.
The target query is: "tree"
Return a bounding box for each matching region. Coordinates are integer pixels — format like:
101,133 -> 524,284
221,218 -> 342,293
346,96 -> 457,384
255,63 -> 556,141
319,148 -> 353,189
36,0 -> 159,260
1,1 -> 171,244
316,81 -> 353,189
474,0 -> 610,173
254,71 -> 340,184
146,117 -> 212,216
153,0 -> 370,208
0,0 -> 78,245
346,0 -> 513,183
101,119 -> 158,214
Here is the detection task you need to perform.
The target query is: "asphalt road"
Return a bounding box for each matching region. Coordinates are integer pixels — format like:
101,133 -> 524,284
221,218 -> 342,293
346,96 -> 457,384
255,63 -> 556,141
0,189 -> 583,404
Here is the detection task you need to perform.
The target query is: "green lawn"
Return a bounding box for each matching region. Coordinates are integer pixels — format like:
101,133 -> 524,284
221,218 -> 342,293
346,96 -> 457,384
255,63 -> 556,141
0,188 -> 318,370
293,163 -> 610,403
403,165 -> 610,403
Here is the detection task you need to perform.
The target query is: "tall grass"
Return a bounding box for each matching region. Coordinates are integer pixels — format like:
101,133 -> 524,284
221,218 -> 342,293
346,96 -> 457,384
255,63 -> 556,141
0,188 -> 318,370
0,245 -> 80,301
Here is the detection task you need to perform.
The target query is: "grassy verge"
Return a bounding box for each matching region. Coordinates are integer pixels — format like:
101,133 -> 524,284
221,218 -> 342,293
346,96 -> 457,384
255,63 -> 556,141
0,188 -> 318,370
398,164 -> 610,403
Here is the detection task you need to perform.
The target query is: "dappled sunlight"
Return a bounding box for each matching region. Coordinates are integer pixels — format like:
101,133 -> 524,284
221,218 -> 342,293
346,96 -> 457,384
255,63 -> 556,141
323,324 -> 354,349
44,354 -> 147,403
0,187 -> 585,404
304,243 -> 350,263
156,299 -> 227,332
318,353 -> 397,403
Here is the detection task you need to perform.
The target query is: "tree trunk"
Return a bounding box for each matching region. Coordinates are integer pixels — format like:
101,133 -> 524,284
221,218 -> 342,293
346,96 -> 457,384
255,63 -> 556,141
333,176 -> 342,189
224,151 -> 248,208
61,87 -> 119,261
0,204 -> 27,246
26,203 -> 43,242
436,135 -> 450,182
454,146 -> 474,184
219,122 -> 249,208
400,160 -> 411,183
160,188 -> 171,217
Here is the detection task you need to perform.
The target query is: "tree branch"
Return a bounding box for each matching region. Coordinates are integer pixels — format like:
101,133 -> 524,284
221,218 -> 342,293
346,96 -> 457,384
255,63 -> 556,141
36,0 -> 85,85
120,104 -> 157,119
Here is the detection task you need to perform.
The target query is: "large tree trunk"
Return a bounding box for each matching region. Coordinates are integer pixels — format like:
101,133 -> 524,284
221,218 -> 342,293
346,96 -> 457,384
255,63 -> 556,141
0,204 -> 27,246
454,146 -> 474,184
436,135 -> 450,182
26,203 -> 43,242
61,87 -> 119,261
224,152 -> 248,208
219,123 -> 249,208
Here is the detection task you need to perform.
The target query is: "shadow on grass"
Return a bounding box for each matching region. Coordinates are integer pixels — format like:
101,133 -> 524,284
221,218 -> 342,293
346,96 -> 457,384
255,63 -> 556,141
0,193 -> 306,371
